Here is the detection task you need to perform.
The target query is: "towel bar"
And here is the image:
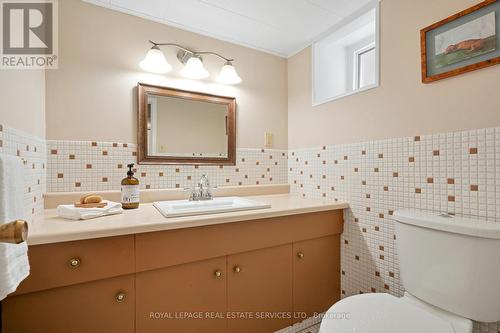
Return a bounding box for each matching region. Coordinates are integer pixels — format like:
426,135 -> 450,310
0,220 -> 28,244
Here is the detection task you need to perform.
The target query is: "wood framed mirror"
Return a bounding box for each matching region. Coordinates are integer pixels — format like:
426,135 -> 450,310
137,83 -> 236,165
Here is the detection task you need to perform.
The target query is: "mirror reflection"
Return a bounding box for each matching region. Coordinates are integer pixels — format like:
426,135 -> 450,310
146,94 -> 229,158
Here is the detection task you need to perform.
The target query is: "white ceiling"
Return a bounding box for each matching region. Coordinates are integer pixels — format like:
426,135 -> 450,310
83,0 -> 373,58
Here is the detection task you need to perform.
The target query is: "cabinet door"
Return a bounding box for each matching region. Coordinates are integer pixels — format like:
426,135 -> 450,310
2,274 -> 135,333
293,235 -> 340,323
136,256 -> 227,333
227,244 -> 293,333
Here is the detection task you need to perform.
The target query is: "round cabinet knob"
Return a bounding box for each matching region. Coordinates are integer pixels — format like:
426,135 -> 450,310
233,266 -> 241,273
214,270 -> 223,278
115,292 -> 126,302
297,252 -> 304,259
69,257 -> 81,268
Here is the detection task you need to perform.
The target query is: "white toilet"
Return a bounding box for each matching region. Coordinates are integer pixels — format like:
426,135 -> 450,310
320,209 -> 500,333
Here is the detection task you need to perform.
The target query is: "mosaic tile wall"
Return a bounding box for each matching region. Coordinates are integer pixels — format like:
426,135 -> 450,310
46,140 -> 288,192
289,127 -> 500,332
0,124 -> 46,220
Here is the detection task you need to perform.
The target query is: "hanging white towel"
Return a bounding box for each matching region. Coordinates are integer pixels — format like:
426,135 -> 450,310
57,201 -> 123,220
0,153 -> 30,301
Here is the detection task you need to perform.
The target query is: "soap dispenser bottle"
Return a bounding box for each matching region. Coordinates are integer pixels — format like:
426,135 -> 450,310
121,163 -> 140,209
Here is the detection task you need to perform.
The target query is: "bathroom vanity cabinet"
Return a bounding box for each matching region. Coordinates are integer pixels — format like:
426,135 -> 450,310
2,210 -> 343,333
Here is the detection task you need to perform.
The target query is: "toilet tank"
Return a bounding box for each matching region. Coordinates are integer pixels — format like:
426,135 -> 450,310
394,210 -> 500,323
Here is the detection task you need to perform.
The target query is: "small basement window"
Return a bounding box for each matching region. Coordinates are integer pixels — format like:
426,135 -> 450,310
312,1 -> 379,105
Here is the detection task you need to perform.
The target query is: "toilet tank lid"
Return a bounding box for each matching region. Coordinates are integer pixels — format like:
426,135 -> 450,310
394,210 -> 500,240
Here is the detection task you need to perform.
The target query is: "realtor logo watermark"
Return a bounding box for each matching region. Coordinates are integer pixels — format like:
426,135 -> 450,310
1,0 -> 58,69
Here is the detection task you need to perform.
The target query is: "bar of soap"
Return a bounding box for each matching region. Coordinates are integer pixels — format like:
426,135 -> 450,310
80,194 -> 103,204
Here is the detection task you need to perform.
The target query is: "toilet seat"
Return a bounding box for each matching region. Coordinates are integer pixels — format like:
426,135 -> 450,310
319,293 -> 456,333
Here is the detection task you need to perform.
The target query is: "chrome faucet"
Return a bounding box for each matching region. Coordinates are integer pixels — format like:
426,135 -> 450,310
187,174 -> 214,201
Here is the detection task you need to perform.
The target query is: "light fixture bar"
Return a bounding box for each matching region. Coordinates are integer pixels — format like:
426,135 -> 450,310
148,40 -> 234,62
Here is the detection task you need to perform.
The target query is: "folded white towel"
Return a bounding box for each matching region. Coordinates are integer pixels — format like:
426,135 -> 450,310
57,201 -> 123,220
0,154 -> 30,301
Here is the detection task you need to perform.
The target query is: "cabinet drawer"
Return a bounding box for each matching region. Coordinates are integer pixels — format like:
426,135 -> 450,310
15,235 -> 135,294
3,274 -> 135,333
136,210 -> 343,272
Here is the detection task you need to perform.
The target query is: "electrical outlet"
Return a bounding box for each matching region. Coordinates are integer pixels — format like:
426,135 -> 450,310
264,132 -> 273,148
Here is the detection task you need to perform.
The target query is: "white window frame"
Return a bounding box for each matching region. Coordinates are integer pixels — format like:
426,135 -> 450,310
353,43 -> 376,90
311,0 -> 380,106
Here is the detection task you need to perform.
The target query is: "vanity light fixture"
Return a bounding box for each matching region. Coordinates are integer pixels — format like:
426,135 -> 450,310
139,40 -> 242,84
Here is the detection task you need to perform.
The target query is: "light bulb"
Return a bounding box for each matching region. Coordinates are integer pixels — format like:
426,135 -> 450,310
139,46 -> 172,74
180,56 -> 209,79
216,61 -> 242,84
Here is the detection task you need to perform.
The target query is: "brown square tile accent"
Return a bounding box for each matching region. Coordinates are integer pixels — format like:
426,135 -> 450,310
375,271 -> 380,277
175,168 -> 180,173
384,284 -> 390,290
354,167 -> 358,172
342,290 -> 346,295
427,177 -> 434,184
256,161 -> 260,165
0,124 -> 3,132
86,164 -> 92,169
343,156 -> 348,160
415,188 -> 421,194
113,143 -> 118,147
57,173 -> 64,179
322,160 -> 326,165
102,177 -> 108,182
371,287 -> 376,293
378,153 -> 383,159
238,181 -> 242,186
245,175 -> 248,179
388,210 -> 394,215
389,272 -> 395,278
194,165 -> 199,169
322,193 -> 326,197
374,167 -> 379,172
117,164 -> 123,169
414,136 -> 420,141
344,240 -> 349,245
91,142 -> 97,147
379,245 -> 384,251
374,226 -> 380,231
316,153 -> 320,158
366,194 -> 371,199
50,149 -> 58,155
132,152 -> 137,156
146,185 -> 151,189
69,154 -> 75,160
362,180 -> 367,185
159,172 -> 164,177
354,218 -> 359,222
226,179 -> 230,183
102,151 -> 108,156
16,149 -> 20,157
187,176 -> 192,180
309,174 -> 313,179
379,213 -> 384,219
322,146 -> 326,150
379,255 -> 384,260
241,158 -> 245,162
355,255 -> 359,261
0,140 -> 3,148
366,207 -> 371,212
304,161 -> 308,165
383,186 -> 388,191
322,175 -> 326,179
262,174 -> 266,179
340,176 -> 344,180
362,150 -> 366,155
433,150 -> 440,156
141,172 -> 146,177
448,195 -> 455,202
409,157 -> 415,162
75,182 -> 81,188
123,143 -> 128,148
219,165 -> 224,169
175,184 -> 180,188
469,147 -> 478,154
256,181 -> 260,185
447,178 -> 455,184
341,270 -> 345,275
470,185 -> 479,191
393,172 -> 398,177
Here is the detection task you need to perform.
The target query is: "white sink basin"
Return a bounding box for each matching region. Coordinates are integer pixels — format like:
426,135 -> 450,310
153,196 -> 271,218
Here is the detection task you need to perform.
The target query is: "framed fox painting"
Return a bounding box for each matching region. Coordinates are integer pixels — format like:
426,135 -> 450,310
421,0 -> 500,83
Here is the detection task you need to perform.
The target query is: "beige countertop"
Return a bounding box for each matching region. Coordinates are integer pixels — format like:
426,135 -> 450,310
29,194 -> 348,245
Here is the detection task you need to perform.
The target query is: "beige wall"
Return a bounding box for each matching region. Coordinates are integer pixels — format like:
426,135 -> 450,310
288,0 -> 500,149
0,70 -> 45,137
46,0 -> 288,149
